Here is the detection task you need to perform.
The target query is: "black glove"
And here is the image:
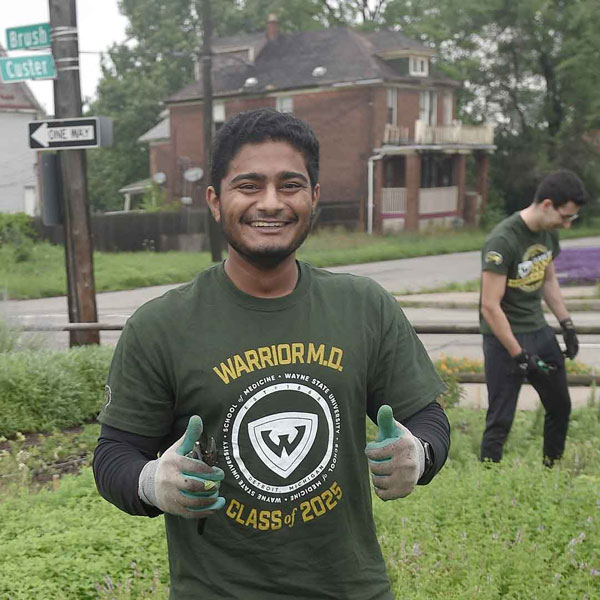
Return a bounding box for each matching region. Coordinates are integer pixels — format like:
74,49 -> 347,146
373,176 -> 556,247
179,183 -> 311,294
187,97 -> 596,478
560,317 -> 579,359
512,350 -> 552,377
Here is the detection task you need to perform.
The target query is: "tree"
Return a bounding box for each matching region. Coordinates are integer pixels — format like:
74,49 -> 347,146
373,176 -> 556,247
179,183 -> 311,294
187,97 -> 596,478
382,0 -> 600,213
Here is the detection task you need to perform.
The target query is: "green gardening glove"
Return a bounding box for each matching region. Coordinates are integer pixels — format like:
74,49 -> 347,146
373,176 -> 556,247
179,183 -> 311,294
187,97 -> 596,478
138,415 -> 225,517
366,405 -> 403,454
364,405 -> 424,500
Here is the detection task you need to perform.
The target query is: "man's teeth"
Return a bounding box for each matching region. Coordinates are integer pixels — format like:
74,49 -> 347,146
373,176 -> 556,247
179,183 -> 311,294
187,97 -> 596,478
251,221 -> 285,228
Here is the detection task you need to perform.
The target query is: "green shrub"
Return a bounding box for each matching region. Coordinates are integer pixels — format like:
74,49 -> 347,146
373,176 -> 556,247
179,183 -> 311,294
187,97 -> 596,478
0,346 -> 113,437
0,469 -> 169,600
0,213 -> 36,246
0,213 -> 37,263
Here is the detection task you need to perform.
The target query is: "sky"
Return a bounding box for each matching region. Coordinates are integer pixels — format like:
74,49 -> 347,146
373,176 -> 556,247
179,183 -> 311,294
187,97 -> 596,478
1,0 -> 128,114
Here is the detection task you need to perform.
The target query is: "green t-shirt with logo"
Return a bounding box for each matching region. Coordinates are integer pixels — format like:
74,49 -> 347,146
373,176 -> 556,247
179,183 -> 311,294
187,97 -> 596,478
99,261 -> 445,600
479,212 -> 560,334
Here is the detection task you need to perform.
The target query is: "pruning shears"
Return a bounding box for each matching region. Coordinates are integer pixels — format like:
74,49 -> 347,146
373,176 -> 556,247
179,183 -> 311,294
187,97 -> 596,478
185,433 -> 219,536
185,435 -> 218,466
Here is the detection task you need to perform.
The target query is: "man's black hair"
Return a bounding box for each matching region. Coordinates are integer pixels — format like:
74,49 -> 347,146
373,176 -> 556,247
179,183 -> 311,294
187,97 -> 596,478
210,108 -> 320,196
534,169 -> 589,208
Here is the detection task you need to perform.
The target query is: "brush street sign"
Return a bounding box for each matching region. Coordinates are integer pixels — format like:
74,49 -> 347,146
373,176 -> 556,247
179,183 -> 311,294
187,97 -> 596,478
28,117 -> 114,150
0,54 -> 56,83
6,23 -> 51,51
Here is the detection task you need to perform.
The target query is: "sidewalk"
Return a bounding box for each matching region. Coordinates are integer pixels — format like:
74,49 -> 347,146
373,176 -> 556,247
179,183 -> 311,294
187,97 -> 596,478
395,285 -> 599,311
460,383 -> 597,410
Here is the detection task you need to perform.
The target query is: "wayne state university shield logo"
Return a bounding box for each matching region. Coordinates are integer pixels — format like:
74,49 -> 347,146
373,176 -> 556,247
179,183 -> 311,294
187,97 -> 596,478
248,412 -> 318,478
222,374 -> 341,499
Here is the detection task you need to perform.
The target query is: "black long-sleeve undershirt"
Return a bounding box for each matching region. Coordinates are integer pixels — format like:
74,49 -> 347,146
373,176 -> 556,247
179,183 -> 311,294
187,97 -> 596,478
92,400 -> 450,517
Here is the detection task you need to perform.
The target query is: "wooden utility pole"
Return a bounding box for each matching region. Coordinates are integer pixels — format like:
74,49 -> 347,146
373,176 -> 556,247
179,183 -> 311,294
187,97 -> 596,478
49,0 -> 99,345
201,0 -> 222,262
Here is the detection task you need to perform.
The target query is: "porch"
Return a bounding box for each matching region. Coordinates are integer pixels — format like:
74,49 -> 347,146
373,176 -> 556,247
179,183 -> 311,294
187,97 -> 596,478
381,186 -> 469,232
370,140 -> 493,233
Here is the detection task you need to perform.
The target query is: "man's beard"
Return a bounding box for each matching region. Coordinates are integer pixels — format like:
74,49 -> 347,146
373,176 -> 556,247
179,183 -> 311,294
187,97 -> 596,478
221,217 -> 313,269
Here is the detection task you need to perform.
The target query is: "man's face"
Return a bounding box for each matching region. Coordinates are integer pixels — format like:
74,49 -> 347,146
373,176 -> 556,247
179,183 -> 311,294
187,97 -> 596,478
542,199 -> 581,230
207,141 -> 319,267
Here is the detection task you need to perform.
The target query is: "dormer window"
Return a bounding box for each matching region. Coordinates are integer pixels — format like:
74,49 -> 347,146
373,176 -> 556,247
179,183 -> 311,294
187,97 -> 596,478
409,56 -> 428,77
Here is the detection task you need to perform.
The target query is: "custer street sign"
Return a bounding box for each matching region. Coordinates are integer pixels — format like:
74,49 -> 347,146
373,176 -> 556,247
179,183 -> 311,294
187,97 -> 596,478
6,23 -> 51,51
28,117 -> 114,151
0,54 -> 56,83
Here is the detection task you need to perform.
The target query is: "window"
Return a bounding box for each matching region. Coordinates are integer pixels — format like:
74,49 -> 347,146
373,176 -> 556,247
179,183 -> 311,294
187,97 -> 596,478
443,91 -> 453,125
419,91 -> 438,126
276,96 -> 293,113
420,154 -> 454,188
386,88 -> 397,125
409,56 -> 429,77
213,101 -> 225,134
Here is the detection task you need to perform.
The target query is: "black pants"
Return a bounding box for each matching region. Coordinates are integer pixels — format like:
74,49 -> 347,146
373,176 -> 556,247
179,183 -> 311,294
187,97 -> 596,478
480,326 -> 571,462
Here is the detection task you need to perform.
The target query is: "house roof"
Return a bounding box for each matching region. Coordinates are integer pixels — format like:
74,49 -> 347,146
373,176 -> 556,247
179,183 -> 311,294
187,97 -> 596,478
168,28 -> 458,104
360,30 -> 433,56
0,45 -> 46,113
138,117 -> 170,143
118,178 -> 152,195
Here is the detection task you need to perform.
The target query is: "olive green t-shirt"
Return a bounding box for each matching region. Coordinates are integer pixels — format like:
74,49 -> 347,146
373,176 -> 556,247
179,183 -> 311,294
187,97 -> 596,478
479,212 -> 560,334
99,261 -> 445,600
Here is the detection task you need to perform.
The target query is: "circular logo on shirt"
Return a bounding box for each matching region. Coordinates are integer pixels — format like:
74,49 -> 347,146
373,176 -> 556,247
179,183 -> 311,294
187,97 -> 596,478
485,250 -> 503,265
222,374 -> 340,501
513,244 -> 553,292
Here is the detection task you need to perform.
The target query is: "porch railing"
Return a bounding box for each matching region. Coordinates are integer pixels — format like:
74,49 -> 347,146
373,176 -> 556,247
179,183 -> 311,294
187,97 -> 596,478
414,120 -> 494,145
381,186 -> 458,216
419,186 -> 458,214
381,187 -> 407,214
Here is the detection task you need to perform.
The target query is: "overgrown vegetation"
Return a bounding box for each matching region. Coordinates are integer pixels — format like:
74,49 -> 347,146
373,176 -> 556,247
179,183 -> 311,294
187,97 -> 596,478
1,405 -> 598,599
1,224 -> 598,299
0,341 -> 598,597
0,345 -> 112,438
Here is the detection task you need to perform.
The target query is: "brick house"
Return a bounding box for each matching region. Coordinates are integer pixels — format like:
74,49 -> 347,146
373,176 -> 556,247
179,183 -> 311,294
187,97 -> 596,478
140,17 -> 494,232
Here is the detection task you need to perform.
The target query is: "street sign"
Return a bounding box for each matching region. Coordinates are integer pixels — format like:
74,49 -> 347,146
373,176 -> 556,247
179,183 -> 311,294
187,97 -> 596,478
6,23 -> 51,51
28,117 -> 114,151
0,54 -> 56,83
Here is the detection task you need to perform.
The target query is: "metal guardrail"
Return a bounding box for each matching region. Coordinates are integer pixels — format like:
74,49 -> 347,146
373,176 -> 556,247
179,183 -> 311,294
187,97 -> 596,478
19,323 -> 600,334
18,322 -> 600,386
455,372 -> 600,386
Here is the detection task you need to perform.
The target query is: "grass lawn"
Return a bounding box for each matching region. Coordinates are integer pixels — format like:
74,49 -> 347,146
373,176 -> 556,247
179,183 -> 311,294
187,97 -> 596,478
1,224 -> 598,299
1,406 -> 598,599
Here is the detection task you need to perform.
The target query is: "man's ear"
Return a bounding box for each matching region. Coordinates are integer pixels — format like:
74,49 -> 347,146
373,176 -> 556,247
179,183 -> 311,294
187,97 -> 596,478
206,186 -> 221,222
311,183 -> 320,213
540,198 -> 554,211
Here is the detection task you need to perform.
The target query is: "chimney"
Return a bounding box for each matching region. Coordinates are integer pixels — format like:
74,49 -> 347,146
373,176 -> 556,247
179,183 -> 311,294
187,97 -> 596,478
266,14 -> 279,40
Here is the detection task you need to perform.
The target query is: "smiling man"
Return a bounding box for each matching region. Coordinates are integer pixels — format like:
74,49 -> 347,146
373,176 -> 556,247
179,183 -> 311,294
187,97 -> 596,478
479,169 -> 589,465
93,108 -> 450,599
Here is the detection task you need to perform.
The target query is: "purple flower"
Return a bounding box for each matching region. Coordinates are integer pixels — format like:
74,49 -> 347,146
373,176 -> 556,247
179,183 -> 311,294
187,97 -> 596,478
554,247 -> 600,285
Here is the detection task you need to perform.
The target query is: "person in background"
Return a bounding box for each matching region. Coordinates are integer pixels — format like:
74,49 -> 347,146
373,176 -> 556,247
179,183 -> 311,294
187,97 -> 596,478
479,169 -> 588,465
93,108 -> 450,600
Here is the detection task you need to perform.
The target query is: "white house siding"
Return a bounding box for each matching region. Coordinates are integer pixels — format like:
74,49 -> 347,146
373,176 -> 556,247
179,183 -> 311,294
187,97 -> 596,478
0,111 -> 39,215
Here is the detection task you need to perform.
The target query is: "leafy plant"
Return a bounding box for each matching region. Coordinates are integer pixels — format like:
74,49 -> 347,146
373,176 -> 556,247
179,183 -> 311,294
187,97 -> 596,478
139,183 -> 174,213
0,346 -> 113,438
1,406 -> 599,599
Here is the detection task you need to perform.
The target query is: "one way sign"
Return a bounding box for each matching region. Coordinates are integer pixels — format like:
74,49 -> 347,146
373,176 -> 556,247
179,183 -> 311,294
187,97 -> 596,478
28,116 -> 113,150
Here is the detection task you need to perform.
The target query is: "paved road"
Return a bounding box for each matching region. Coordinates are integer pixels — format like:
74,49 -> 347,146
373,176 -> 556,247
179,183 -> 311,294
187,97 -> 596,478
2,236 -> 599,365
329,235 -> 599,292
